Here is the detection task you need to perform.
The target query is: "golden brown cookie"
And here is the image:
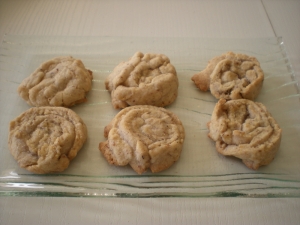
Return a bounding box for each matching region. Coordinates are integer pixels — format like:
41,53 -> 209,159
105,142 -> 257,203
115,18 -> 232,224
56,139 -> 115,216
18,56 -> 93,107
105,52 -> 178,109
8,107 -> 87,174
191,52 -> 264,100
207,98 -> 282,170
191,54 -> 226,92
99,105 -> 185,174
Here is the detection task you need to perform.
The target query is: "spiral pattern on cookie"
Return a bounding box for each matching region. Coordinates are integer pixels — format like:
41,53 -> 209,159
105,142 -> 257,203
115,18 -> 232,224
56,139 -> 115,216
99,105 -> 185,174
191,52 -> 264,100
210,57 -> 264,100
208,99 -> 281,170
18,56 -> 93,107
105,52 -> 178,109
8,107 -> 87,174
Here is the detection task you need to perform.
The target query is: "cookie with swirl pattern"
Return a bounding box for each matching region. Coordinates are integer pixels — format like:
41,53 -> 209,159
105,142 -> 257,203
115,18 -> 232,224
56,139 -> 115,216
99,105 -> 185,174
8,107 -> 87,174
208,98 -> 282,170
18,56 -> 93,107
191,52 -> 264,100
105,52 -> 178,109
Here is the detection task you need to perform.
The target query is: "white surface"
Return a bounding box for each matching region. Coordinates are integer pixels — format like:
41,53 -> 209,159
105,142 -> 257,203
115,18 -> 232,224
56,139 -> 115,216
263,0 -> 300,83
1,198 -> 300,225
0,0 -> 274,38
0,0 -> 300,224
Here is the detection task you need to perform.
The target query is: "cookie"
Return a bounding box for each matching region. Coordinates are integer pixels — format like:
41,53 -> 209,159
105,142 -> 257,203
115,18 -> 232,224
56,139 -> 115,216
105,52 -> 178,109
207,98 -> 282,170
99,105 -> 185,174
191,52 -> 264,100
8,107 -> 87,174
18,56 -> 93,107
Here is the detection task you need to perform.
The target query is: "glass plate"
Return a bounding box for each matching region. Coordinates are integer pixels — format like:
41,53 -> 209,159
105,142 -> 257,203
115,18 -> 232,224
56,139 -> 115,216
0,35 -> 299,198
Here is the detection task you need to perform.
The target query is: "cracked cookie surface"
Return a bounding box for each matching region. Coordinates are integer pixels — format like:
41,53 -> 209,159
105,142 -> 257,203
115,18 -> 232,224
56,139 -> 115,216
191,52 -> 264,100
99,105 -> 185,174
8,107 -> 87,174
207,98 -> 282,170
18,56 -> 93,107
105,52 -> 178,109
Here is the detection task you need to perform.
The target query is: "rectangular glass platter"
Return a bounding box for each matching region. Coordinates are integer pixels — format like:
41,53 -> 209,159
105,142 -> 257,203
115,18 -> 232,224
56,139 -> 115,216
0,35 -> 299,198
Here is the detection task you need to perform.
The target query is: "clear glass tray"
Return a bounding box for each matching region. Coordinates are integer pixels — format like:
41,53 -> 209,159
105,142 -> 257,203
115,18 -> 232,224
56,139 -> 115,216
0,35 -> 299,197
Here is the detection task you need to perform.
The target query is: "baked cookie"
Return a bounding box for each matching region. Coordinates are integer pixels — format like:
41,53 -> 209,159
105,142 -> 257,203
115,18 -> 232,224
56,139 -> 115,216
207,98 -> 282,170
99,105 -> 185,174
191,52 -> 264,100
8,107 -> 87,174
18,56 -> 93,107
105,52 -> 178,109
